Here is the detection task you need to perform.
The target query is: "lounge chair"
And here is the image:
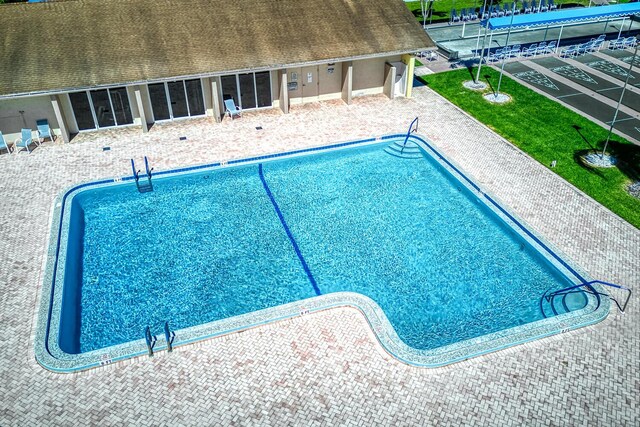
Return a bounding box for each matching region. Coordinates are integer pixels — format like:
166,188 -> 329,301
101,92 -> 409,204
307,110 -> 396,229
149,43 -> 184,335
0,131 -> 12,154
497,5 -> 505,17
545,40 -> 557,54
521,43 -> 538,57
470,8 -> 478,20
488,48 -> 506,62
451,9 -> 460,23
504,4 -> 513,16
608,37 -> 625,50
510,44 -> 522,57
523,1 -> 532,14
535,42 -> 548,56
513,2 -> 521,15
36,119 -> 54,143
540,0 -> 549,12
14,128 -> 39,154
490,5 -> 498,18
560,45 -> 579,58
224,99 -> 242,120
549,0 -> 557,10
480,7 -> 489,20
623,36 -> 637,48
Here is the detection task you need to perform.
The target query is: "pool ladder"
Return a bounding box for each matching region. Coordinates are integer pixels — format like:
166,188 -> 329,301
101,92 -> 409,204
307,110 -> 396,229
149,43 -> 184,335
131,156 -> 154,193
540,280 -> 631,318
144,322 -> 176,357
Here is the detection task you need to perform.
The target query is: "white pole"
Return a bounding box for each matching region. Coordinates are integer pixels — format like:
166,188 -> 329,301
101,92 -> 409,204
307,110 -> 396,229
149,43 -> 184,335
475,0 -> 495,83
618,17 -> 626,39
496,4 -> 516,97
475,0 -> 490,52
602,42 -> 637,158
462,21 -> 466,37
556,24 -> 564,54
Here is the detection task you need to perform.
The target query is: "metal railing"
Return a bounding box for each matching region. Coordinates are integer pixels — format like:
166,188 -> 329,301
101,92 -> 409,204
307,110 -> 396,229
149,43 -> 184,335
546,280 -> 632,313
400,117 -> 419,154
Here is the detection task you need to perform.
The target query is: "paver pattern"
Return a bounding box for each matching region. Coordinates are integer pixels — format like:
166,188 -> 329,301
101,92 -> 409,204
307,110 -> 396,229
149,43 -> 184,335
0,87 -> 638,426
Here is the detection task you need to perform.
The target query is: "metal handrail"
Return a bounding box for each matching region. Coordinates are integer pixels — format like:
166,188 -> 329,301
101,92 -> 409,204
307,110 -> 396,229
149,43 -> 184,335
145,326 -> 157,357
164,321 -> 175,353
130,159 -> 139,182
144,156 -> 153,180
400,117 -> 419,154
546,280 -> 631,313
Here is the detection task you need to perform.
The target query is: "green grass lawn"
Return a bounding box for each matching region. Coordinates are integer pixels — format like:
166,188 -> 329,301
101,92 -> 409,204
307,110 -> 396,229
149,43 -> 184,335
418,67 -> 640,229
405,0 -> 632,24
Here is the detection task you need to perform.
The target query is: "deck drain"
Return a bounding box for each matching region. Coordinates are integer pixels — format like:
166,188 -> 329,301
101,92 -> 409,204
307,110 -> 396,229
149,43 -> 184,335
102,146 -> 111,151
179,136 -> 187,141
256,126 -> 263,130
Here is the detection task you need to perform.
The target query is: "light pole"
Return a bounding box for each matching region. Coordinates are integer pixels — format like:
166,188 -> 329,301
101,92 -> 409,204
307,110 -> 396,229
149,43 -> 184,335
474,0 -> 495,84
602,38 -> 638,158
495,3 -> 517,97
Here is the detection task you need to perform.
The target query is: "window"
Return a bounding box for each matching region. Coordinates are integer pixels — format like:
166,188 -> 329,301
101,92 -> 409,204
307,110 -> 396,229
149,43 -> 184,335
220,72 -> 272,110
149,80 -> 205,121
69,87 -> 133,131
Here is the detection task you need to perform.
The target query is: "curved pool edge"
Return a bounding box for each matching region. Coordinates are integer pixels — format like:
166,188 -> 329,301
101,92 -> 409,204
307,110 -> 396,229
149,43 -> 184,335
34,133 -> 611,373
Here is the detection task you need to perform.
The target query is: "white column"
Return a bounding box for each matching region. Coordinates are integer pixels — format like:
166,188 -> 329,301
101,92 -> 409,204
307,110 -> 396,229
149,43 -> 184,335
50,95 -> 70,143
133,86 -> 149,133
210,78 -> 222,122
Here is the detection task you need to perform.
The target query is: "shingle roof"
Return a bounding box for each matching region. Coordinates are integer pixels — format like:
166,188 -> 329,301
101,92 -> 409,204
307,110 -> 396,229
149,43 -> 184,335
0,0 -> 434,97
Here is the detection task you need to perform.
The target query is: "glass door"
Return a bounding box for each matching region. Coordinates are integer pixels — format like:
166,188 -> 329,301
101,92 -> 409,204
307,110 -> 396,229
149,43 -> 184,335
149,83 -> 170,121
69,92 -> 96,131
239,73 -> 256,110
167,81 -> 189,118
255,71 -> 272,108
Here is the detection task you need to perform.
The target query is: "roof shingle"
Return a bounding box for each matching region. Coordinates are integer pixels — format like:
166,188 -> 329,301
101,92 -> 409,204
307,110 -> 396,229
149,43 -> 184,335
0,0 -> 434,97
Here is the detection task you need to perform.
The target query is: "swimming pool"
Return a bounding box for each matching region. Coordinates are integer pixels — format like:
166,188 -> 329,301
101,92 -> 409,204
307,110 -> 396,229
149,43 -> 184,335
35,134 -> 609,372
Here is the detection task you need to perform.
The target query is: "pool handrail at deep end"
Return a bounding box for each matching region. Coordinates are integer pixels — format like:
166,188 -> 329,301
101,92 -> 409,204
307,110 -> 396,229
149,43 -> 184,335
545,280 -> 631,313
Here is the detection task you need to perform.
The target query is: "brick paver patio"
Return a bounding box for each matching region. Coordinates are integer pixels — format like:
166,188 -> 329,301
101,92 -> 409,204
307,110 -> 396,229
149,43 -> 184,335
0,86 -> 637,426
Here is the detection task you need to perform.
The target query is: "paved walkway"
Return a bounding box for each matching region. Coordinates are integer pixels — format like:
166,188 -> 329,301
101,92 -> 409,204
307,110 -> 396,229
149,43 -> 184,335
0,87 -> 638,426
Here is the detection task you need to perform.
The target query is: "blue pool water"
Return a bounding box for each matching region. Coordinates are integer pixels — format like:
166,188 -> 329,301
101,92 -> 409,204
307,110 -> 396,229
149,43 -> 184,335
59,139 -> 583,355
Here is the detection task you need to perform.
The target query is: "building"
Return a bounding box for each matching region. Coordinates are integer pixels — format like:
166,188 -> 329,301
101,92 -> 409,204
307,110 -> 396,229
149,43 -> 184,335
0,0 -> 434,143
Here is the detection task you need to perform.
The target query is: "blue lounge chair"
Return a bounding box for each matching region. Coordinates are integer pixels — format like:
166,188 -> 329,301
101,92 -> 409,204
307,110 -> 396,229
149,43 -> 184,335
549,0 -> 557,10
36,119 -> 54,143
0,131 -> 12,154
470,8 -> 478,20
536,42 -> 548,55
545,40 -> 557,54
523,1 -> 532,14
540,0 -> 549,12
14,128 -> 39,153
521,43 -> 538,57
451,9 -> 460,23
560,45 -> 579,58
224,99 -> 242,120
497,5 -> 505,17
513,2 -> 521,15
608,37 -> 625,50
623,36 -> 637,48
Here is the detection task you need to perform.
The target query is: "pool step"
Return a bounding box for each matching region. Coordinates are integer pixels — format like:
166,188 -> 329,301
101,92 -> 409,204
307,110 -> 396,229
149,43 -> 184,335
540,288 -> 589,318
384,141 -> 423,159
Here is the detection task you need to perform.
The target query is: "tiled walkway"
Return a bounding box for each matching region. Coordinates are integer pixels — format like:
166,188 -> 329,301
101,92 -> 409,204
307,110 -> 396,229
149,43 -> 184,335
1,87 -> 638,426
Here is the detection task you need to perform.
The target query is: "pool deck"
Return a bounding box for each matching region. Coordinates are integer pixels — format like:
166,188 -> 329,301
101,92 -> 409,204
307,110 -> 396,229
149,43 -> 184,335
1,86 -> 638,425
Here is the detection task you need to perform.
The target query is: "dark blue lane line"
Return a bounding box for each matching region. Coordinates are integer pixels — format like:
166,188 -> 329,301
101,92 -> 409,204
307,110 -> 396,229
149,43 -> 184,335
258,164 -> 321,296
